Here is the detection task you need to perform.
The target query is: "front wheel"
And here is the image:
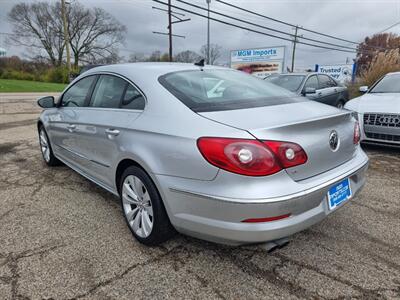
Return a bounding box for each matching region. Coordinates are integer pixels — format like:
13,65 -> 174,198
120,166 -> 176,246
38,126 -> 61,166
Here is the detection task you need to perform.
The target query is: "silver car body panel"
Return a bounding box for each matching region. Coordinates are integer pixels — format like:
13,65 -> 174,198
39,63 -> 368,245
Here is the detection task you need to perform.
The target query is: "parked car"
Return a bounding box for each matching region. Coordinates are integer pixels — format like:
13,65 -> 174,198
37,63 -> 368,246
265,72 -> 349,108
345,72 -> 400,147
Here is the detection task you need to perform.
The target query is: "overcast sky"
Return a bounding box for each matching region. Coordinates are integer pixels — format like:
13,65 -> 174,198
1,0 -> 400,70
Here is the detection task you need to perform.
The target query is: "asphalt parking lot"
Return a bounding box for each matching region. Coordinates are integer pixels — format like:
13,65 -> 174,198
0,93 -> 399,300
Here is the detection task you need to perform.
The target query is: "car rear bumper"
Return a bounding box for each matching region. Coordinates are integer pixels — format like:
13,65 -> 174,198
155,148 -> 369,245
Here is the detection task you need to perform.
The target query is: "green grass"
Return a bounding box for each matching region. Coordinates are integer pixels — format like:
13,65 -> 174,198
0,79 -> 67,93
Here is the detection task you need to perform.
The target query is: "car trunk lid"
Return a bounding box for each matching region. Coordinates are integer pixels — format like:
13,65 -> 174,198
199,101 -> 357,181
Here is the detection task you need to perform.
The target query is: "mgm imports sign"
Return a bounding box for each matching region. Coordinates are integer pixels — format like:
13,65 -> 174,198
230,46 -> 286,78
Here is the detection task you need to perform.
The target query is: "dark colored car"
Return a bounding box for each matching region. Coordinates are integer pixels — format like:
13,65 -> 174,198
265,73 -> 349,108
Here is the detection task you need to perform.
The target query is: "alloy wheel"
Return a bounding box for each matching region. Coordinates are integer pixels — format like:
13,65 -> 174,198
122,175 -> 154,238
39,129 -> 51,162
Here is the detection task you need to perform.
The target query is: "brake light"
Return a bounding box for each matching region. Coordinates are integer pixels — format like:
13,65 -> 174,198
354,121 -> 361,144
197,137 -> 307,176
263,141 -> 308,168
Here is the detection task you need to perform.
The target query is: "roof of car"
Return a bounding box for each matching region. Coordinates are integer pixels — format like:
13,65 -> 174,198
83,62 -> 226,78
386,71 -> 400,76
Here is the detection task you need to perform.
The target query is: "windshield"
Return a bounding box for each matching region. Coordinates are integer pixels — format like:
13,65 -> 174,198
265,75 -> 305,92
159,69 -> 303,112
370,74 -> 400,93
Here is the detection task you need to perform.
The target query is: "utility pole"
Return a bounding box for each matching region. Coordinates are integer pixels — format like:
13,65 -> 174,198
206,0 -> 211,64
168,0 -> 173,62
61,0 -> 71,74
291,25 -> 298,72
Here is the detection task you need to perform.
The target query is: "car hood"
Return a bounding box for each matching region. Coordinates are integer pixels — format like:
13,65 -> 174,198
345,93 -> 400,114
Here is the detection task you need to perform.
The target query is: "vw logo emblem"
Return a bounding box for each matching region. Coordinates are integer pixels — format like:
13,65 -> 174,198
329,130 -> 340,152
378,116 -> 400,125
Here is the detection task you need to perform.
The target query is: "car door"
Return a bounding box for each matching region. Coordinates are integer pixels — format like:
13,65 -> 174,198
316,74 -> 338,105
46,75 -> 97,171
302,75 -> 319,100
76,74 -> 145,188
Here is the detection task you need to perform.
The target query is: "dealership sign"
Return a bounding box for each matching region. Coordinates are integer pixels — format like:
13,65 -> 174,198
230,46 -> 286,77
315,64 -> 356,83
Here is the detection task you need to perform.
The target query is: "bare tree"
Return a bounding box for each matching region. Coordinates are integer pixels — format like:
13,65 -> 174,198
7,2 -> 65,66
67,3 -> 126,68
200,44 -> 222,65
174,50 -> 201,63
128,52 -> 146,62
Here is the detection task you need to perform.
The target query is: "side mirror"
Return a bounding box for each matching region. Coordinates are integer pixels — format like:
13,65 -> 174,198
359,86 -> 368,93
37,96 -> 55,108
304,87 -> 316,95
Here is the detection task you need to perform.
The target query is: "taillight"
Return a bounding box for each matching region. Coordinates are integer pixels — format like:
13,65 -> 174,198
354,121 -> 361,144
263,141 -> 308,168
197,137 -> 307,176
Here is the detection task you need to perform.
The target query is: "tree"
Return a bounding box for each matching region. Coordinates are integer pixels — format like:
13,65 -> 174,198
7,2 -> 65,66
128,52 -> 146,62
7,1 -> 126,68
67,3 -> 126,68
174,50 -> 201,63
357,33 -> 400,71
200,43 -> 222,65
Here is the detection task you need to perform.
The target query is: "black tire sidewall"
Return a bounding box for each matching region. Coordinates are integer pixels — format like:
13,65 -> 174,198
119,165 -> 175,246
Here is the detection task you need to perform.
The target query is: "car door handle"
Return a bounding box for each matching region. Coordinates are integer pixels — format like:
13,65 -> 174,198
67,124 -> 76,131
105,129 -> 120,136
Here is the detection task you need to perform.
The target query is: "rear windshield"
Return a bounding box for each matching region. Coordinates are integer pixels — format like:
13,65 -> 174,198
159,69 -> 305,112
265,75 -> 305,92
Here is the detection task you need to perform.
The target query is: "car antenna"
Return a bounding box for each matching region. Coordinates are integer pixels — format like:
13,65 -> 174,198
194,59 -> 205,69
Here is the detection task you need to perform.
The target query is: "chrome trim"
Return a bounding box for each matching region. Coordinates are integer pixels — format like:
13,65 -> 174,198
170,158 -> 369,204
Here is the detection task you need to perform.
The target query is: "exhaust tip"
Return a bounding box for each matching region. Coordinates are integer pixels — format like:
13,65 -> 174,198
260,237 -> 290,253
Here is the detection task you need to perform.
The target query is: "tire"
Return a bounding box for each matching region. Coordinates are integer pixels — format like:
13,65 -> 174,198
38,125 -> 61,166
120,165 -> 176,246
337,100 -> 345,109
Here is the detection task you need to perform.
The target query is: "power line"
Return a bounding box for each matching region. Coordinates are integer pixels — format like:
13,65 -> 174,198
176,0 -> 361,52
153,0 -> 375,55
377,20 -> 400,34
215,0 -> 389,52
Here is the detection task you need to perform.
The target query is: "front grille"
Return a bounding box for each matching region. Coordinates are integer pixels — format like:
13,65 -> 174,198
363,113 -> 400,128
364,132 -> 400,142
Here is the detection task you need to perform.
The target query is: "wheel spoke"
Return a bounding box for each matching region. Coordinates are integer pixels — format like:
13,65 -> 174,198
141,210 -> 152,236
123,182 -> 139,203
126,207 -> 139,223
144,203 -> 153,217
132,209 -> 141,232
134,177 -> 145,197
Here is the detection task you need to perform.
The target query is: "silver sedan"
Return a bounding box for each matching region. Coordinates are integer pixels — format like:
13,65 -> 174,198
37,63 -> 368,246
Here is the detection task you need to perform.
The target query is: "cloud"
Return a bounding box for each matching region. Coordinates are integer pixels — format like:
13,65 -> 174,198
1,0 -> 399,70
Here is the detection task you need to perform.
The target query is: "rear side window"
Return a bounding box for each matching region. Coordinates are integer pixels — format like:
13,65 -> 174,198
90,75 -> 127,108
122,85 -> 145,110
304,75 -> 319,90
61,75 -> 96,107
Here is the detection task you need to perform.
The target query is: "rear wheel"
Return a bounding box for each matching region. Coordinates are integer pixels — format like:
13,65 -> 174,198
120,166 -> 175,246
337,100 -> 345,109
38,126 -> 60,166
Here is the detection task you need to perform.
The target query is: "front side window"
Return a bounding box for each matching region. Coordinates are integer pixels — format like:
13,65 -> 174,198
122,85 -> 145,110
61,75 -> 96,107
90,75 -> 127,108
159,69 -> 303,112
304,75 -> 319,90
265,75 -> 305,92
318,75 -> 335,89
369,74 -> 400,93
